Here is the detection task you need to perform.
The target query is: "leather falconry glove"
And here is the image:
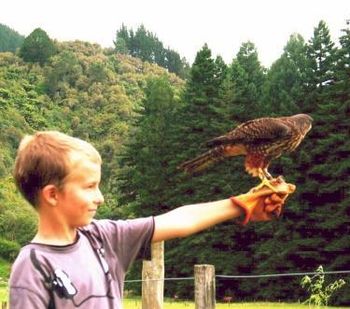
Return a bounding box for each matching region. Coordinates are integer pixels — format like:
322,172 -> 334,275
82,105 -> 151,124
231,176 -> 296,225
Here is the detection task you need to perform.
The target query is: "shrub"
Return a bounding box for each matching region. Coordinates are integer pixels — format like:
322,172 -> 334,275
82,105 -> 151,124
301,265 -> 346,306
0,238 -> 20,261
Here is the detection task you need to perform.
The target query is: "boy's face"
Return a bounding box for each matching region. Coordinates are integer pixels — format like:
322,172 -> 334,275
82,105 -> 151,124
56,157 -> 104,228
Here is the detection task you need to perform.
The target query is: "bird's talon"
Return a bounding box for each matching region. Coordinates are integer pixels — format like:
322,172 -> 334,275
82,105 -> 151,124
273,175 -> 285,185
252,177 -> 280,193
278,175 -> 285,181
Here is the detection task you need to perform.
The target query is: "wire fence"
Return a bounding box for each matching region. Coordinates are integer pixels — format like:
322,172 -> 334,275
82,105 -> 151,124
2,269 -> 348,308
125,269 -> 350,283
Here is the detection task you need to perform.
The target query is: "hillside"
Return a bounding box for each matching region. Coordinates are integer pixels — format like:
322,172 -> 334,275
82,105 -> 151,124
0,23 -> 25,52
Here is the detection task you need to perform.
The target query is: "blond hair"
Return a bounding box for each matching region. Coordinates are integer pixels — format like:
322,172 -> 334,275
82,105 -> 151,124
13,131 -> 101,207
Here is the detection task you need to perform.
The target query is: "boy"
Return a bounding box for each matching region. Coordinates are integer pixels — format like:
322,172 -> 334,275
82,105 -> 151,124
9,131 -> 294,308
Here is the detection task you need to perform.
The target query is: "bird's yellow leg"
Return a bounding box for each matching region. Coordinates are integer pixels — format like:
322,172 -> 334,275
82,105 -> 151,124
251,169 -> 279,192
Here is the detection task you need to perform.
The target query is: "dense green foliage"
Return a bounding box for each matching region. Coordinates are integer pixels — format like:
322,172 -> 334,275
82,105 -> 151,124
115,24 -> 189,78
0,20 -> 349,306
19,28 -> 57,65
0,24 -> 24,52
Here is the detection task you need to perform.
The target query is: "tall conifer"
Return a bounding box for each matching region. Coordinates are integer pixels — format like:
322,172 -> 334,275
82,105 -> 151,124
263,34 -> 308,115
117,76 -> 177,217
19,28 -> 56,65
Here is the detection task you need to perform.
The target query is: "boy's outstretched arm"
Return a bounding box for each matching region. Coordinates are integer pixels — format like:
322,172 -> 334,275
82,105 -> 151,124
152,180 -> 295,242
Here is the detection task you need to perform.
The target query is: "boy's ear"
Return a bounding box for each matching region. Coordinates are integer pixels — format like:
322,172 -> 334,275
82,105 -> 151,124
41,184 -> 59,206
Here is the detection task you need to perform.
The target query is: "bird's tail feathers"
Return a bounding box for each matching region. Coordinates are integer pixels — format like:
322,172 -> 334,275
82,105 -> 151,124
178,147 -> 226,174
178,152 -> 219,174
206,135 -> 240,147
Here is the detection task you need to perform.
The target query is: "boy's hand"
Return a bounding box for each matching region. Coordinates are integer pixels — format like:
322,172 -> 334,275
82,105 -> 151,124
231,177 -> 296,225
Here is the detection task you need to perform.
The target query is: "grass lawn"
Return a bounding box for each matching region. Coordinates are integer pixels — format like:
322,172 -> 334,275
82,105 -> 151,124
0,258 -> 10,304
123,297 -> 349,308
0,286 -> 8,303
1,289 -> 347,308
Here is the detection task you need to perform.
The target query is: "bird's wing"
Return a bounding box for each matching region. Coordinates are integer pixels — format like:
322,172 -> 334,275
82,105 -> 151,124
207,118 -> 292,147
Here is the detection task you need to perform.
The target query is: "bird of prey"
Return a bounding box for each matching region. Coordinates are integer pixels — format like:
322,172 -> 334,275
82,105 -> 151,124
178,114 -> 313,191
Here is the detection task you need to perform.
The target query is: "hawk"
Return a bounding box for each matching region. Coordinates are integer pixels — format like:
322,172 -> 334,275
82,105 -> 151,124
178,114 -> 313,191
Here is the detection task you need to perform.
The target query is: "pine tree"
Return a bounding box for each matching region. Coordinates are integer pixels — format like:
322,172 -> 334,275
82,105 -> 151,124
247,33 -> 313,301
304,20 -> 338,112
165,49 -> 183,75
323,26 -> 350,304
19,28 -> 56,65
162,44 -> 262,298
253,21 -> 349,303
114,23 -> 130,53
114,24 -> 188,78
228,41 -> 266,120
263,33 -> 308,115
117,76 -> 178,217
114,37 -> 128,55
169,44 -> 231,196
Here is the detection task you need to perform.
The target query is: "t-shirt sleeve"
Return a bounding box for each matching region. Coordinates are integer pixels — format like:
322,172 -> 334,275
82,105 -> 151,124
9,249 -> 50,309
91,217 -> 155,272
10,287 -> 48,309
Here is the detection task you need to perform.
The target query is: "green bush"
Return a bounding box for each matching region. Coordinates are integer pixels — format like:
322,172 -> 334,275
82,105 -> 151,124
0,258 -> 11,283
301,265 -> 346,306
0,238 -> 20,261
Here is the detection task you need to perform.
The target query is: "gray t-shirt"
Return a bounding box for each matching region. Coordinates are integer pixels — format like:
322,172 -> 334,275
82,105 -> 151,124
9,217 -> 154,308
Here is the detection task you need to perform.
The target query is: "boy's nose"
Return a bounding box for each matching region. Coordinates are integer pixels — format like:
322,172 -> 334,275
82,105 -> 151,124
95,188 -> 104,206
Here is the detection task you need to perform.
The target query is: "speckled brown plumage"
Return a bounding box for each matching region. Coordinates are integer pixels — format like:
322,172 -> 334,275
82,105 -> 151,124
179,114 -> 313,181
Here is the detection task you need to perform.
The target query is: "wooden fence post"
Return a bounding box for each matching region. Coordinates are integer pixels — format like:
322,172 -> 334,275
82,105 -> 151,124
194,264 -> 216,309
142,241 -> 164,309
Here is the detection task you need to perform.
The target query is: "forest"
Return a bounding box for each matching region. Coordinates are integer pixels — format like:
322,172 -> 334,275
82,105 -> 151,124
0,20 -> 349,305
